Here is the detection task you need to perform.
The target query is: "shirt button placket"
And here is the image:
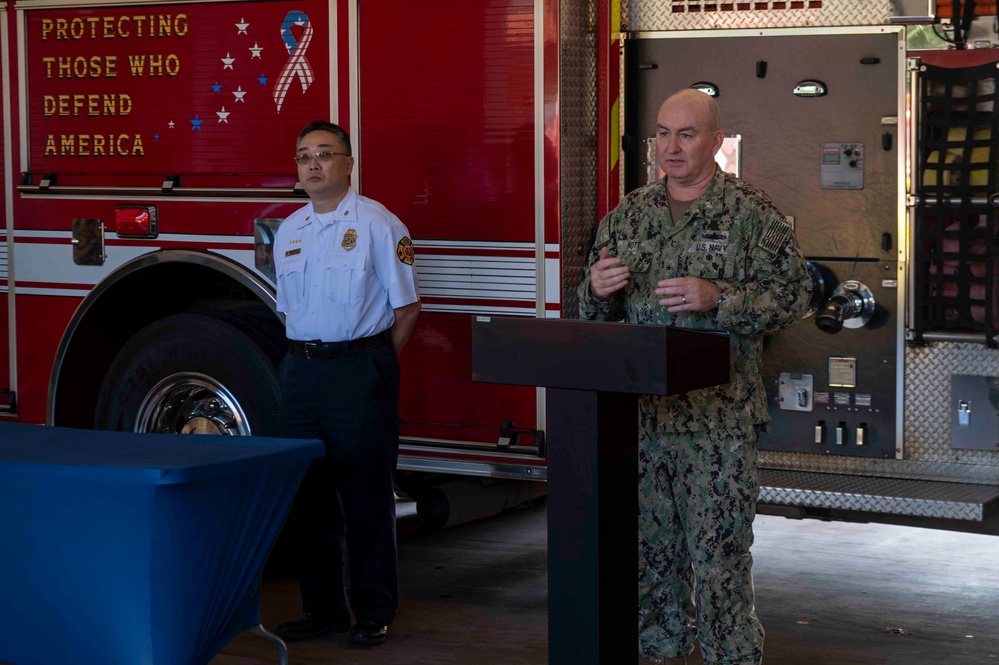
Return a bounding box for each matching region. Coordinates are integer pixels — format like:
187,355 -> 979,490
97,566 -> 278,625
311,226 -> 322,316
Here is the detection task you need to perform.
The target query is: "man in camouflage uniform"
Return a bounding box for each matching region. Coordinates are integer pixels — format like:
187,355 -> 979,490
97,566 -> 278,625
577,89 -> 811,665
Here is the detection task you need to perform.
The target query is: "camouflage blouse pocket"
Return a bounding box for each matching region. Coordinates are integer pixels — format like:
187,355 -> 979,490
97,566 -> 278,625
689,252 -> 740,282
616,239 -> 655,273
685,233 -> 739,281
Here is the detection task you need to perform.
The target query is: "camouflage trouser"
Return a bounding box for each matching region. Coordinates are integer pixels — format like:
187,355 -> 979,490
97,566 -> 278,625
638,425 -> 765,665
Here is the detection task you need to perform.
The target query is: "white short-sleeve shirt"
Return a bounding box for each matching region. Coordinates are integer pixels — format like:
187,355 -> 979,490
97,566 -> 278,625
274,187 -> 420,342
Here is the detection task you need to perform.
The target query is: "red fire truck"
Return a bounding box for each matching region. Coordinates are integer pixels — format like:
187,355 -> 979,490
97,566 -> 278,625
2,0 -> 998,533
0,0 -> 558,516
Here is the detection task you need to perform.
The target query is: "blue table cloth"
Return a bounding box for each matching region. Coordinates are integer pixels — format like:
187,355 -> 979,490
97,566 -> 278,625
0,422 -> 323,665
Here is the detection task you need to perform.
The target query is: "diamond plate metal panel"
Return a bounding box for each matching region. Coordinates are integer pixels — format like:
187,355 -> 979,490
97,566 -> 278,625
623,0 -> 895,32
905,342 -> 999,463
759,469 -> 999,520
560,0 -> 598,318
761,449 -> 999,484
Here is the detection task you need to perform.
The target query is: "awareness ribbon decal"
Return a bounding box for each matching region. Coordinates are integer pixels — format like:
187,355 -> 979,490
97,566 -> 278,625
273,10 -> 314,113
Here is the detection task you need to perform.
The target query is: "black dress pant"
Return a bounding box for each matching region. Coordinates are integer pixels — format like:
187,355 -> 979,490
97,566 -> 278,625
279,343 -> 400,626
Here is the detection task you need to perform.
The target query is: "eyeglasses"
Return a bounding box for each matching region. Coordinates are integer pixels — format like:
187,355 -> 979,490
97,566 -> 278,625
293,151 -> 350,165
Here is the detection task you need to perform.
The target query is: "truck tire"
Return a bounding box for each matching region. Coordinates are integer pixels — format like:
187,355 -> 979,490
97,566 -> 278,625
94,312 -> 280,436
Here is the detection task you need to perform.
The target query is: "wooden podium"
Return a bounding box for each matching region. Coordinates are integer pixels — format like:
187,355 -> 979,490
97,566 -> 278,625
471,317 -> 730,665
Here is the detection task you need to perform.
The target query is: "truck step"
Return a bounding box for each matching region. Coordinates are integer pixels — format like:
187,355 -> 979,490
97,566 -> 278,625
760,468 -> 999,522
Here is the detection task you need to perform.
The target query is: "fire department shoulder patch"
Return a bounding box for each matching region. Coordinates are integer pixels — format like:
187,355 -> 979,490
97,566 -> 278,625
397,236 -> 415,265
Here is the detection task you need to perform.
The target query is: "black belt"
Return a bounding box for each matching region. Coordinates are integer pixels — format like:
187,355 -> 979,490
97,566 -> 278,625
288,331 -> 390,360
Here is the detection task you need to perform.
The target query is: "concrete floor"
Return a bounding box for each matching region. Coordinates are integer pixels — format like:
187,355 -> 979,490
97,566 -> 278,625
212,499 -> 999,665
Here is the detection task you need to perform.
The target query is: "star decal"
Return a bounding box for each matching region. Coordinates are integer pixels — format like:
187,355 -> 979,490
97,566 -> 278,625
154,134 -> 160,141
221,52 -> 235,70
257,73 -> 269,85
236,17 -> 249,35
233,86 -> 247,103
212,81 -> 222,93
217,106 -> 230,123
191,114 -> 203,131
168,121 -> 175,129
250,43 -> 263,59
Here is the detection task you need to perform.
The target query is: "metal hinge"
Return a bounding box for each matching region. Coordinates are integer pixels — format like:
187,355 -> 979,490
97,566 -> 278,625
0,390 -> 16,413
498,421 -> 546,455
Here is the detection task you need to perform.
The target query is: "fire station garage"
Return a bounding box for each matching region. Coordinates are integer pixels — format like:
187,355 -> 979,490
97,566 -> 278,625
2,0 -> 999,664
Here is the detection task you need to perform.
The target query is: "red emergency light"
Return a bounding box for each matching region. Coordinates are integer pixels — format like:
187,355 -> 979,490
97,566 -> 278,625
115,205 -> 157,238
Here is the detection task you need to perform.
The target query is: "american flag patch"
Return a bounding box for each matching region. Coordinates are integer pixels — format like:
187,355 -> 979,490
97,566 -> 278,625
759,218 -> 792,256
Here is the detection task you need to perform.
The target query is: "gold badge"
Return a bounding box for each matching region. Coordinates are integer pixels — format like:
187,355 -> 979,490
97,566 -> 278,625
285,248 -> 301,257
397,236 -> 415,265
342,229 -> 357,250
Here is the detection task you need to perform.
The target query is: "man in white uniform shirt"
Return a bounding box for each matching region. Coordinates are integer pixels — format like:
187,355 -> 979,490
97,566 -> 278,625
272,121 -> 421,647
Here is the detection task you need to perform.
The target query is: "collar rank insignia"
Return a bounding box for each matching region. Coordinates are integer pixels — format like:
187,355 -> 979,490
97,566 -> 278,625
397,236 -> 415,265
342,229 -> 358,250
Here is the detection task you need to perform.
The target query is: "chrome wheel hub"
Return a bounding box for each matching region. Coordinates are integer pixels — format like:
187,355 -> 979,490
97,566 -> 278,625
135,372 -> 251,436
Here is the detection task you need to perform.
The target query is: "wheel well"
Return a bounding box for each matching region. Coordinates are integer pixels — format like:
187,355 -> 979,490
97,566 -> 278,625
50,252 -> 284,428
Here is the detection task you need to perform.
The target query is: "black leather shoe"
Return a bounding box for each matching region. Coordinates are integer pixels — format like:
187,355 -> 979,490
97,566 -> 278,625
273,613 -> 350,642
350,619 -> 388,646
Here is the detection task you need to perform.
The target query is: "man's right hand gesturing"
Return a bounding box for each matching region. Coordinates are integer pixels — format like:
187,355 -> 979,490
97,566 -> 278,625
589,246 -> 631,300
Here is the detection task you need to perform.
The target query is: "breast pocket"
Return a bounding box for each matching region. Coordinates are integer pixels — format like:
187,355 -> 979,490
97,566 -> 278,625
276,254 -> 307,312
685,238 -> 740,281
616,239 -> 655,274
324,251 -> 368,304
